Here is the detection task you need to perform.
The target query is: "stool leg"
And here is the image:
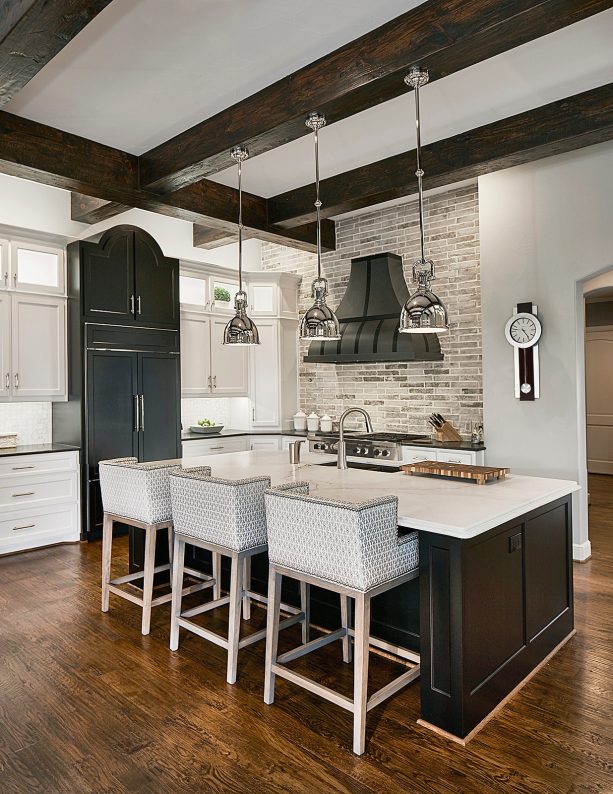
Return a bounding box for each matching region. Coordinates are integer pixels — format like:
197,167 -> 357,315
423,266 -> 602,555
242,557 -> 251,620
213,552 -> 221,600
169,534 -> 185,651
300,581 -> 310,644
167,526 -> 174,571
226,553 -> 244,684
353,592 -> 371,755
141,526 -> 157,636
264,567 -> 282,705
101,514 -> 113,613
340,595 -> 352,664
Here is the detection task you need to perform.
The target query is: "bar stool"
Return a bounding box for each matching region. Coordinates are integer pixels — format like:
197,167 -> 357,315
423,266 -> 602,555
169,470 -> 310,684
99,458 -> 214,635
263,485 -> 420,755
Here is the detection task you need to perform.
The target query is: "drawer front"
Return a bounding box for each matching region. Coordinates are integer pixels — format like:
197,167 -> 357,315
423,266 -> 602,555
182,436 -> 249,457
0,451 -> 78,479
436,451 -> 475,465
0,503 -> 79,552
0,472 -> 78,509
402,446 -> 436,464
250,436 -> 281,451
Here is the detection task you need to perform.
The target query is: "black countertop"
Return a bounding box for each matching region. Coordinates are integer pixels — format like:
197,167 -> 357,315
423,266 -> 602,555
0,443 -> 81,458
181,428 -> 308,442
181,429 -> 485,450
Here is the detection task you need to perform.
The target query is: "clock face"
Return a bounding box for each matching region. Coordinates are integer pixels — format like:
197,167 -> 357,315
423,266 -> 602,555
505,311 -> 542,349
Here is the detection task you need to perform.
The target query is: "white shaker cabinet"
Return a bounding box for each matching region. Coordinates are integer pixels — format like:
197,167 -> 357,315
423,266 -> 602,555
180,311 -> 248,397
0,293 -> 66,401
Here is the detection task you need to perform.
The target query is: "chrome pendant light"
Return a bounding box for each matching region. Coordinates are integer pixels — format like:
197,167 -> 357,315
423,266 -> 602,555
223,145 -> 260,346
399,67 -> 449,334
299,112 -> 341,341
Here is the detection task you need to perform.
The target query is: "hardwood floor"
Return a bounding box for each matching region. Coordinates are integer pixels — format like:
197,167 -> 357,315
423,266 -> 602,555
1,476 -> 612,793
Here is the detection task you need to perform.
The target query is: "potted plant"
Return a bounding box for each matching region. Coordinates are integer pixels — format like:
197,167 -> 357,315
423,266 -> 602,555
214,287 -> 232,306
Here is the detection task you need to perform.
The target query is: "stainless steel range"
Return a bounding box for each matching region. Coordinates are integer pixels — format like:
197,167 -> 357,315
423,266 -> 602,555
309,431 -> 429,463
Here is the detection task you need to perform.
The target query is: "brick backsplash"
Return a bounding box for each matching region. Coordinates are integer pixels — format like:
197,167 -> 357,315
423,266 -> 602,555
261,185 -> 482,437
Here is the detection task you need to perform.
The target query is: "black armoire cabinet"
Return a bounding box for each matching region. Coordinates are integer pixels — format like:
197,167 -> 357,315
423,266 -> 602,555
52,227 -> 180,567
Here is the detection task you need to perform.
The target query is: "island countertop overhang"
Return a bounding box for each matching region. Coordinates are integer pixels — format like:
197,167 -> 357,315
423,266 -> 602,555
173,449 -> 579,540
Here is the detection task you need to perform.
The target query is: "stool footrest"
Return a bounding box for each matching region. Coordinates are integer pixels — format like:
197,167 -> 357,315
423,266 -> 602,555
272,664 -> 354,712
366,665 -> 420,712
346,628 -> 420,665
181,594 -> 230,619
277,627 -> 346,665
110,563 -> 170,587
177,617 -> 228,649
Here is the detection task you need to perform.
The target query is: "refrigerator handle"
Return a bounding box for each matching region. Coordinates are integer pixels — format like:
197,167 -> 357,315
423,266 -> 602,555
133,395 -> 139,431
139,394 -> 145,432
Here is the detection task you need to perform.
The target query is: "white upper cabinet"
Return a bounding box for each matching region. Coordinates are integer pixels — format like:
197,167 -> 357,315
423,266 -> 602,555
0,239 -> 8,290
210,317 -> 249,395
249,283 -> 276,316
0,292 -> 10,399
180,311 -> 211,396
9,242 -> 65,295
10,294 -> 66,399
250,319 -> 279,427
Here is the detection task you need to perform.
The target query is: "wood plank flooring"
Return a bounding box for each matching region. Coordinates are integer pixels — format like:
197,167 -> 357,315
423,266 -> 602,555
1,475 -> 612,793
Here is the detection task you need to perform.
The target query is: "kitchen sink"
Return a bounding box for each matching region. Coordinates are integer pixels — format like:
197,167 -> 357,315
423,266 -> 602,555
316,461 -> 401,473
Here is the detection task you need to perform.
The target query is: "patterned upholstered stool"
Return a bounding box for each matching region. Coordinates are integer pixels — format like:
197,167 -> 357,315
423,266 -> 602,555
263,485 -> 420,755
99,459 -> 214,635
169,470 -> 310,684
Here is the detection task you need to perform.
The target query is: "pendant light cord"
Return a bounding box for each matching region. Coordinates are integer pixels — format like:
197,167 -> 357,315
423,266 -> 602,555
414,80 -> 426,266
237,155 -> 243,294
314,124 -> 322,280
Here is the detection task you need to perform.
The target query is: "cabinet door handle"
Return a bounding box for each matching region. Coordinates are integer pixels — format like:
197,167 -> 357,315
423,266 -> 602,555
4,372 -> 9,389
14,373 -> 18,389
12,524 -> 35,531
207,375 -> 212,392
12,492 -> 35,498
12,465 -> 34,470
139,395 -> 145,431
133,395 -> 139,431
3,272 -> 7,286
213,375 -> 217,389
130,294 -> 135,314
137,296 -> 142,315
210,446 -> 224,450
13,273 -> 17,287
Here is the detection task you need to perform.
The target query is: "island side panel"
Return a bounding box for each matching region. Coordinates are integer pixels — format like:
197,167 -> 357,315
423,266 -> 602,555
419,494 -> 574,740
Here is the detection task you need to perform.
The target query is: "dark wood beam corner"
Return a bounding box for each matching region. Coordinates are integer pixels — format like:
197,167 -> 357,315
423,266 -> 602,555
193,218 -> 335,253
0,1 -> 115,107
193,224 -> 241,249
137,0 -> 611,191
71,193 -> 131,224
268,82 -> 613,227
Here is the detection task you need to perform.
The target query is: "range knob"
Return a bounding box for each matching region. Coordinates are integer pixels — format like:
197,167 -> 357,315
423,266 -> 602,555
373,448 -> 382,457
381,449 -> 391,458
353,447 -> 363,455
321,443 -> 329,451
313,443 -> 321,450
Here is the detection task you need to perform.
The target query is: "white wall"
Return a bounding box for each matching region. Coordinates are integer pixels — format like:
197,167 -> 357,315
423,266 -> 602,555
479,140 -> 613,561
0,172 -> 262,270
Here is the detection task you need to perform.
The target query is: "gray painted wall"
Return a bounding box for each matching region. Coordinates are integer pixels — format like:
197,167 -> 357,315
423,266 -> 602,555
479,139 -> 613,560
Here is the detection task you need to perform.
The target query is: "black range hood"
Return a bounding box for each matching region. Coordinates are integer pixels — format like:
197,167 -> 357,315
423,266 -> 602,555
303,252 -> 443,364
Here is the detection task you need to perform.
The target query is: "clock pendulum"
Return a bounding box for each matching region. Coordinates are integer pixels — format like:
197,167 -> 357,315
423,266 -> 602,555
504,302 -> 542,401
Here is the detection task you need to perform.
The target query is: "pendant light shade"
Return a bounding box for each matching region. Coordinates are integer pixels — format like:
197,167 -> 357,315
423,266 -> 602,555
223,145 -> 260,346
299,112 -> 341,341
399,67 -> 449,335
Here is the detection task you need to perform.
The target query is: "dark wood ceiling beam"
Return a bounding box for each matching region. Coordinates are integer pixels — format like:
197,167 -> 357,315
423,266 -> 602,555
268,83 -> 613,226
71,194 -> 130,224
0,110 -> 331,251
0,1 -> 115,107
138,0 -> 612,191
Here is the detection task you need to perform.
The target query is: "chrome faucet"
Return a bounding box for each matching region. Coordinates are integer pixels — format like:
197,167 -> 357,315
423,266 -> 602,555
337,408 -> 373,470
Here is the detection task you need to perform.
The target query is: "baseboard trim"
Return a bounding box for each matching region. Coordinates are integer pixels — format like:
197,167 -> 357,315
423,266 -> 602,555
573,540 -> 592,562
417,629 -> 577,745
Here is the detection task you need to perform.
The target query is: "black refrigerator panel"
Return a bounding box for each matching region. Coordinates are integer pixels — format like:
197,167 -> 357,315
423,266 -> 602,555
138,353 -> 181,462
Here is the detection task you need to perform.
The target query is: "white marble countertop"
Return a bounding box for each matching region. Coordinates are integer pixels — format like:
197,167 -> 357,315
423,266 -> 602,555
174,449 -> 579,540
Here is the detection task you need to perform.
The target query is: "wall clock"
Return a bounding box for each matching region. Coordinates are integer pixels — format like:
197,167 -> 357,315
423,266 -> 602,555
505,302 -> 541,401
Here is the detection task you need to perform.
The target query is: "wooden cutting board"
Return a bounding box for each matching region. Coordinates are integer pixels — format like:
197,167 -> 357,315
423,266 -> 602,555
400,460 -> 510,485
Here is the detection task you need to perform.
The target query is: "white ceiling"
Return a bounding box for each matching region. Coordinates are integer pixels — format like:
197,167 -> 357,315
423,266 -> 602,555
6,1 -> 613,200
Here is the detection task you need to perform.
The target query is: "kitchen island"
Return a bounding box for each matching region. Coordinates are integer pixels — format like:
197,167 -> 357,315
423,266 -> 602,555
174,448 -> 578,744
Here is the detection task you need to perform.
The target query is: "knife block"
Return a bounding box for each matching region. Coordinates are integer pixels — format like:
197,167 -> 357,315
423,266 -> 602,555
435,422 -> 463,443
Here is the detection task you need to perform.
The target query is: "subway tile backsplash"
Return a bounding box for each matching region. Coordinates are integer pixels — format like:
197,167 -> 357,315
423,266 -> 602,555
261,185 -> 483,436
0,402 -> 52,445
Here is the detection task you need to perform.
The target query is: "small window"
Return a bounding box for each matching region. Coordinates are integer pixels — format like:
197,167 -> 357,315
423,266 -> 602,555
179,275 -> 208,308
10,242 -> 64,294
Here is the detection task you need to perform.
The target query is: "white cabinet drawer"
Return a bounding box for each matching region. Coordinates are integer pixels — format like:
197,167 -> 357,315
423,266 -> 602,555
250,436 -> 281,451
402,446 -> 436,464
182,436 -> 249,458
0,503 -> 79,554
0,471 -> 78,509
0,451 -> 78,479
436,451 -> 476,465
